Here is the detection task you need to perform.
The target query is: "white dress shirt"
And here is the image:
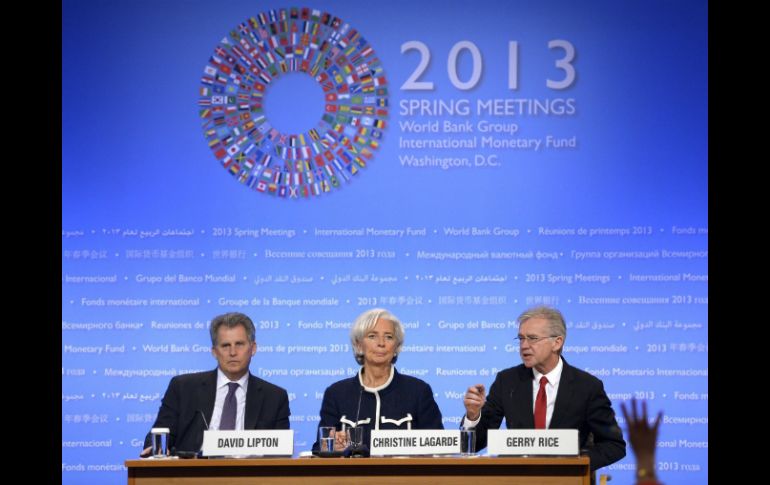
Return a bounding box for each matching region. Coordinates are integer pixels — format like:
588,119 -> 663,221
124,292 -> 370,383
209,370 -> 249,430
532,357 -> 563,429
463,357 -> 564,429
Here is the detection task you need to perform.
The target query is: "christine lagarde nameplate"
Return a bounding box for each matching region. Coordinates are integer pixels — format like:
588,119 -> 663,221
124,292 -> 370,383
370,430 -> 461,456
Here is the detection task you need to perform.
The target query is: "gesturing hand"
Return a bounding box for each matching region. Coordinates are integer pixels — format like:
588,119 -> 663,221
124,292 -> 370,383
463,384 -> 486,421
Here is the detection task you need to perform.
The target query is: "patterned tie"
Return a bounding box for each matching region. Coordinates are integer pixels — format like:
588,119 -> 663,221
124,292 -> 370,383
220,382 -> 239,430
534,376 -> 548,429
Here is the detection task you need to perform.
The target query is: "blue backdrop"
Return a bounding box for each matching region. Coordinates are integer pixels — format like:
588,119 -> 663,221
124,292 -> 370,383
62,1 -> 708,483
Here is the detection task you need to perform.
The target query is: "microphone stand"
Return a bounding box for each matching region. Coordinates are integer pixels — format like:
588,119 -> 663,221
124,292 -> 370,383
344,386 -> 370,458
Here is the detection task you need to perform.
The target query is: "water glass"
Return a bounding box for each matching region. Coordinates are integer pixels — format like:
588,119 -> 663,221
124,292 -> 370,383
150,427 -> 170,458
347,426 -> 364,449
319,426 -> 336,452
461,429 -> 476,455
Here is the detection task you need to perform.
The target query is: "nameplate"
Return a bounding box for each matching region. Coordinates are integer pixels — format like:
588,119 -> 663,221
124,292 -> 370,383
370,430 -> 460,456
201,430 -> 294,457
488,429 -> 578,456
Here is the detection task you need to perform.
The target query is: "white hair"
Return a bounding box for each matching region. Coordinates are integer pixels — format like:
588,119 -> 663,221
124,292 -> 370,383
349,308 -> 405,365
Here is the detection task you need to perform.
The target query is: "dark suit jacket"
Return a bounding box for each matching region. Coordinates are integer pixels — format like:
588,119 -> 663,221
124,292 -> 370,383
473,358 -> 625,471
143,369 -> 291,453
312,368 -> 444,451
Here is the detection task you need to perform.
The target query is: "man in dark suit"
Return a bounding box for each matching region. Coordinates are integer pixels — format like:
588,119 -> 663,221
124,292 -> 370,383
141,312 -> 291,456
462,306 -> 625,472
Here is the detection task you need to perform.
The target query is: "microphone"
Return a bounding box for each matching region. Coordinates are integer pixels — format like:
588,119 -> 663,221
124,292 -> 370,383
344,385 -> 369,458
354,385 -> 363,425
172,410 -> 209,458
198,409 -> 210,431
171,447 -> 197,459
194,410 -> 210,458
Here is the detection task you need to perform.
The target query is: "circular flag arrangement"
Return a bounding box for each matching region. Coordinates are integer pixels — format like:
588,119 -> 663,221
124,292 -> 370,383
198,7 -> 389,199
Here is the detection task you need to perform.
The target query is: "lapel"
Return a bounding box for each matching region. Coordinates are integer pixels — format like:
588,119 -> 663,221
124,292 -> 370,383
550,358 -> 575,428
510,365 -> 535,428
200,370 -> 218,425
244,374 -> 263,429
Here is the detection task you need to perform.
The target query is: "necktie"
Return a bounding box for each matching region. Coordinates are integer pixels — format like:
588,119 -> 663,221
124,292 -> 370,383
534,376 -> 548,429
220,382 -> 239,430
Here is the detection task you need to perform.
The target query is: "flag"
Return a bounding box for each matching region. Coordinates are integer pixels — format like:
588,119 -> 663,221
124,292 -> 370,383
200,6 -> 388,198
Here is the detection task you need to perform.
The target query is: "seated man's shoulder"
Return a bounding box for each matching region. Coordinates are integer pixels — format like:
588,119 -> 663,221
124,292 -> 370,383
566,365 -> 603,385
252,375 -> 290,395
173,370 -> 214,385
496,364 -> 526,379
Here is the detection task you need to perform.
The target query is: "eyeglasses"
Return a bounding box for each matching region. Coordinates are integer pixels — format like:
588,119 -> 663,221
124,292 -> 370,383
515,335 -> 559,344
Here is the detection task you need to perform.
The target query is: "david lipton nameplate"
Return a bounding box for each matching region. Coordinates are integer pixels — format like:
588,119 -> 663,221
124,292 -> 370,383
201,430 -> 294,457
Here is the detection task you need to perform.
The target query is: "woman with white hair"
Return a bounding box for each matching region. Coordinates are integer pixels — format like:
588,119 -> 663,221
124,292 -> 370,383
313,308 -> 443,452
